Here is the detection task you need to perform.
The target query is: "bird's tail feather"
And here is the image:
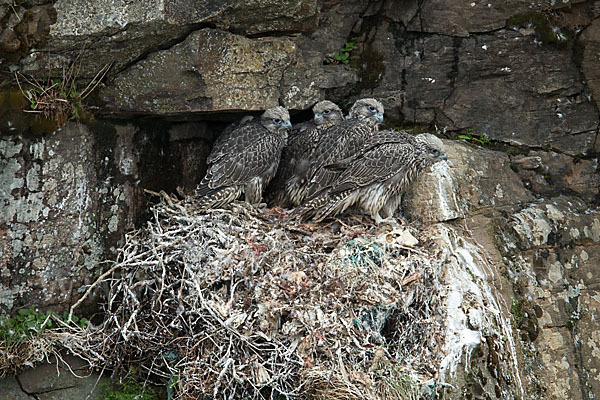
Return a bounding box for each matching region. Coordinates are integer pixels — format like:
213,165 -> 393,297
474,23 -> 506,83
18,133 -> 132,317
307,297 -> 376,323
313,190 -> 356,222
194,185 -> 242,210
285,177 -> 309,207
290,187 -> 350,221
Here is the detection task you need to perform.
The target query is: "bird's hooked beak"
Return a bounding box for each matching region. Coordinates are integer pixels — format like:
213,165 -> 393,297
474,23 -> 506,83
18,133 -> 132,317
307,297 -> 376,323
440,152 -> 448,161
283,120 -> 292,129
314,113 -> 323,121
375,112 -> 384,123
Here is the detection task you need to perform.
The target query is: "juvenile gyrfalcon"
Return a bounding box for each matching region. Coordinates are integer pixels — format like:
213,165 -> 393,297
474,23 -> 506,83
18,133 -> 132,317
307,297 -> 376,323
220,115 -> 254,139
194,106 -> 292,209
299,98 -> 385,203
267,100 -> 344,207
296,132 -> 447,223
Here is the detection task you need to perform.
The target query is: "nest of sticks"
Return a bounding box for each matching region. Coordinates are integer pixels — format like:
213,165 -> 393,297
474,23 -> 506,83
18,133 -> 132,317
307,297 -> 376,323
57,192 -> 446,399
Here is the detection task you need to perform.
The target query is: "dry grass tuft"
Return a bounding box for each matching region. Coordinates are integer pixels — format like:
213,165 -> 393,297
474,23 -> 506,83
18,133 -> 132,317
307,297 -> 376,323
14,53 -> 111,123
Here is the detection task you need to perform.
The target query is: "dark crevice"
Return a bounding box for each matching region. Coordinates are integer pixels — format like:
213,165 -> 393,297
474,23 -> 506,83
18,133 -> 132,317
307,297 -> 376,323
569,317 -> 591,400
440,36 -> 462,110
15,375 -> 39,399
416,0 -> 424,32
439,123 -> 597,159
111,22 -> 216,77
404,26 -> 506,39
246,29 -> 307,39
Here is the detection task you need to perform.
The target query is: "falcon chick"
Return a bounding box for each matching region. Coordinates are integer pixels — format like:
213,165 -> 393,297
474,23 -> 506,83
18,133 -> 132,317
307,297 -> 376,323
267,100 -> 344,207
296,131 -> 447,223
194,106 -> 292,209
298,98 -> 385,203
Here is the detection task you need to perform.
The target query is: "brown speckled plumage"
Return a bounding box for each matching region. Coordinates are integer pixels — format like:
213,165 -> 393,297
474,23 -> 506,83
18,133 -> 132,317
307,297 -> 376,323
267,101 -> 344,207
295,131 -> 447,223
301,98 -> 385,201
194,106 -> 291,209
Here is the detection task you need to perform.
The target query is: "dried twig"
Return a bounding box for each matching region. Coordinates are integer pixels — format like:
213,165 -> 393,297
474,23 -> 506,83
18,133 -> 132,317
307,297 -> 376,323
52,198 -> 444,399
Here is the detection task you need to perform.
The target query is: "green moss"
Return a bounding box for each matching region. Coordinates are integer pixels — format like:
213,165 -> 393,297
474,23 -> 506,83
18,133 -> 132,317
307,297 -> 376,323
29,114 -> 67,134
506,12 -> 571,46
0,89 -> 29,110
104,377 -> 158,400
510,299 -> 525,327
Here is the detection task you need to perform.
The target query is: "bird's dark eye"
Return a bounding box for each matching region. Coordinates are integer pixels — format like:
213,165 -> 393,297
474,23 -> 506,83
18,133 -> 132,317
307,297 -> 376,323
432,149 -> 439,155
273,118 -> 282,124
368,105 -> 376,111
323,109 -> 331,114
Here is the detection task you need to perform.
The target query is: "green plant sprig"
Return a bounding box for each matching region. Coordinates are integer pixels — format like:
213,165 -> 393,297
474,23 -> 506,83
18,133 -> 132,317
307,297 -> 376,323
327,40 -> 359,65
0,307 -> 89,347
457,128 -> 492,145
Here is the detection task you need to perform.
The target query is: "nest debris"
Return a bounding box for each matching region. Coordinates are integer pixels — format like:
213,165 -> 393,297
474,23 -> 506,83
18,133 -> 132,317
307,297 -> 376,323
56,192 -> 446,399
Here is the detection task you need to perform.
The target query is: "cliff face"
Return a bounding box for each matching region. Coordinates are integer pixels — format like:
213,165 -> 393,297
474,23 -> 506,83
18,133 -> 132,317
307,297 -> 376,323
1,0 -> 599,398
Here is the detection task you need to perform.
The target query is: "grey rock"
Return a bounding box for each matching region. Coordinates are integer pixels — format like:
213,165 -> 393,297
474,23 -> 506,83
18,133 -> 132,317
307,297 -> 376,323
0,123 -> 132,312
18,0 -> 320,79
442,30 -> 597,156
0,376 -> 29,400
511,151 -> 600,203
364,22 -> 599,156
406,0 -> 583,36
0,120 -> 212,314
580,17 -> 600,115
497,196 -> 600,399
403,140 -> 534,223
309,0 -> 371,54
100,28 -> 357,114
18,354 -> 107,400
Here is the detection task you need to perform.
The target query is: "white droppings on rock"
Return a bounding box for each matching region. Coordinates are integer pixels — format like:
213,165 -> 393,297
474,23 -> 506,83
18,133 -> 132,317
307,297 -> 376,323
16,192 -> 45,223
436,226 -> 524,398
26,164 -> 41,191
548,261 -> 564,284
0,140 -> 23,158
495,183 -> 504,199
546,203 -> 565,222
30,140 -> 45,160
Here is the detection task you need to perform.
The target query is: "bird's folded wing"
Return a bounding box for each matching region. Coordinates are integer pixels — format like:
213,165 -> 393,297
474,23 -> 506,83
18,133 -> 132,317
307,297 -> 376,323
207,122 -> 262,165
329,143 -> 414,194
208,133 -> 283,188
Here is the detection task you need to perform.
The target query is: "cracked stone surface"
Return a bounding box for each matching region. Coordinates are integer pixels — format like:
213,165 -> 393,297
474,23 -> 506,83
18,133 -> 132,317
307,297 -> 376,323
0,121 -> 213,314
0,123 -> 135,313
0,354 -> 108,400
405,153 -> 600,398
404,140 -> 534,223
100,28 -> 357,114
511,151 -> 600,203
12,0 -> 320,79
580,16 -> 600,114
498,196 -> 600,399
405,0 -> 585,36
365,20 -> 599,156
